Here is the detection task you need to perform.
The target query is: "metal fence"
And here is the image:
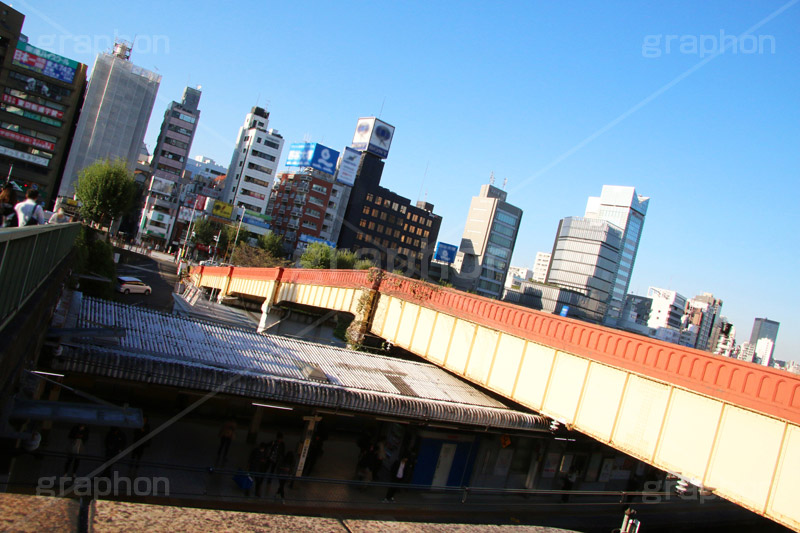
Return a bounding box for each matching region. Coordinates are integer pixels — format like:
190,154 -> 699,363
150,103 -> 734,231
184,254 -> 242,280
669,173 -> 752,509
0,223 -> 81,332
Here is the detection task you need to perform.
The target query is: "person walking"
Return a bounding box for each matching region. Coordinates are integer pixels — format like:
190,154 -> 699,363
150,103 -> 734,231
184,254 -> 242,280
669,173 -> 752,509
265,432 -> 286,478
130,417 -> 151,472
384,455 -> 413,502
247,442 -> 269,497
14,188 -> 45,226
103,427 -> 127,478
48,207 -> 70,224
63,424 -> 89,477
215,419 -> 237,467
0,184 -> 17,227
275,450 -> 295,501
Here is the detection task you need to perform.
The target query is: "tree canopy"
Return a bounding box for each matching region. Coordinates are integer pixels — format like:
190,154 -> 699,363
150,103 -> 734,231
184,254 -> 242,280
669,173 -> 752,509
299,243 -> 373,270
258,232 -> 285,258
74,159 -> 136,226
230,243 -> 287,268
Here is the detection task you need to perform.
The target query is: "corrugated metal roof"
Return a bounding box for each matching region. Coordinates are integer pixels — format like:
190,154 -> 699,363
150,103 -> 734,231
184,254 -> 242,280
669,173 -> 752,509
53,296 -> 548,431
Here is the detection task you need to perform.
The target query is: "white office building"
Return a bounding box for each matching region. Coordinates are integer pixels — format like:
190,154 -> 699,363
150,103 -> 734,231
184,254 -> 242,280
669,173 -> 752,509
453,184 -> 522,299
532,252 -> 551,283
221,106 -> 284,215
584,185 -> 649,326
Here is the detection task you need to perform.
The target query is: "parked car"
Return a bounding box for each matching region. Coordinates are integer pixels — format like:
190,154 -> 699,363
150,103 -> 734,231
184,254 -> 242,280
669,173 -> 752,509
116,276 -> 152,295
199,260 -> 219,266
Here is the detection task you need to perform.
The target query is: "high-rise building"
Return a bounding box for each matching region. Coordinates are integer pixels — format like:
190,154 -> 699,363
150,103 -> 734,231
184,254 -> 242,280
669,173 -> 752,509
336,118 -> 441,274
0,2 -> 87,206
645,287 -> 685,344
749,318 -> 779,365
221,106 -> 284,214
680,293 -> 723,351
183,156 -> 227,200
59,41 -> 160,198
532,252 -> 551,283
544,217 -> 622,322
620,294 -> 652,334
710,317 -> 736,357
453,184 -> 522,299
584,185 -> 649,326
137,87 -> 201,247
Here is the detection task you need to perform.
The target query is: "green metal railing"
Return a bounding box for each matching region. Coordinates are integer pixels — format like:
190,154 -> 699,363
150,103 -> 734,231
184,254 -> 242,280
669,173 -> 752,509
0,222 -> 81,332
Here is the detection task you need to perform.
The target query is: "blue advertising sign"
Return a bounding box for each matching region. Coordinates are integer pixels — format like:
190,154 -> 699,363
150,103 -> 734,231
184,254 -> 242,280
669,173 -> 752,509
242,215 -> 271,229
299,234 -> 336,248
434,242 -> 458,264
285,142 -> 339,175
560,306 -> 570,317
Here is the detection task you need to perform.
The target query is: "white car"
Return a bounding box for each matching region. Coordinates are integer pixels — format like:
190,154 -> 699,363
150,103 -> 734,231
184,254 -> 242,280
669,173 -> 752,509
116,276 -> 152,295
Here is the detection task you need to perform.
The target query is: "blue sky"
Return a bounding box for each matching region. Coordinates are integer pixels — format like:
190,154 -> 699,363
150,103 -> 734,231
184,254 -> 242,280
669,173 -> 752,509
20,1 -> 800,362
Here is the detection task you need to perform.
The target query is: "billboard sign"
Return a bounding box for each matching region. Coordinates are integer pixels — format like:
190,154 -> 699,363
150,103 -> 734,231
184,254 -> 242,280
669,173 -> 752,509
211,200 -> 233,220
178,206 -> 195,222
336,146 -> 360,186
299,234 -> 336,248
242,215 -> 271,229
149,176 -> 175,195
434,242 -> 458,264
13,41 -> 78,84
285,142 -> 339,175
351,117 -> 394,159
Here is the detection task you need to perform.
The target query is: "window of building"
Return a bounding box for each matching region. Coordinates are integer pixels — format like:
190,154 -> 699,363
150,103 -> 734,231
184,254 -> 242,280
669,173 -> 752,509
377,224 -> 384,233
366,193 -> 374,202
391,202 -> 399,211
368,222 -> 375,230
264,139 -> 280,149
311,184 -> 327,194
399,205 -> 407,214
305,208 -> 321,218
380,212 -> 387,221
359,219 -> 367,227
371,208 -> 379,217
375,196 -> 382,204
384,199 -> 391,207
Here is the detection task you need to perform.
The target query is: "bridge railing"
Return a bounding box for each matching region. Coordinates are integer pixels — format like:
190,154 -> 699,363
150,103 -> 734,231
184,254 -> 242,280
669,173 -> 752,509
0,223 -> 81,332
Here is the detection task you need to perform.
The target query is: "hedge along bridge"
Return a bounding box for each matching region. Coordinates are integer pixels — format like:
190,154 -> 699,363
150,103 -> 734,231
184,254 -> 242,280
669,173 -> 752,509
193,266 -> 800,531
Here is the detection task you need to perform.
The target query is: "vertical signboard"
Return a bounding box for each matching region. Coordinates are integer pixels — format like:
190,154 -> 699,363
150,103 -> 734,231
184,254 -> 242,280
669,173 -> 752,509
336,146 -> 360,186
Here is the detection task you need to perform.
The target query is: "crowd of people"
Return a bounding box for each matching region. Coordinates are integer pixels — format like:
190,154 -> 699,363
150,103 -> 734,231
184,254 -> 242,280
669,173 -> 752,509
0,184 -> 71,227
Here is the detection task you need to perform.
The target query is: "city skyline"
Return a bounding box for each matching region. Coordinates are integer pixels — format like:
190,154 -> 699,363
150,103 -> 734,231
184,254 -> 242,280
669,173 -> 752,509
18,1 -> 799,361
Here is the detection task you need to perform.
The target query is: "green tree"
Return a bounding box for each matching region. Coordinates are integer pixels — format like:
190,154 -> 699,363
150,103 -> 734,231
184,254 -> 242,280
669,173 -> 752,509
258,232 -> 285,258
299,242 -> 335,269
333,249 -> 356,269
74,159 -> 136,227
191,217 -> 216,246
230,243 -> 288,267
354,258 -> 375,270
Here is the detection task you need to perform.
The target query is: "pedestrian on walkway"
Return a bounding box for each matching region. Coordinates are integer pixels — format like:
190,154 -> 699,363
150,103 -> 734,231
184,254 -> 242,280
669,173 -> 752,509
384,455 -> 413,502
215,418 -> 237,466
0,184 -> 17,227
303,434 -> 323,476
130,417 -> 151,472
63,424 -> 89,477
247,442 -> 269,497
275,450 -> 295,501
14,188 -> 45,226
265,432 -> 286,475
103,427 -> 127,478
371,436 -> 386,481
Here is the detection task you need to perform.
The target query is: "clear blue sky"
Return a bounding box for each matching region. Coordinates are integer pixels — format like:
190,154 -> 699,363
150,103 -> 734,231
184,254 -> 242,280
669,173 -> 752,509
20,1 -> 800,362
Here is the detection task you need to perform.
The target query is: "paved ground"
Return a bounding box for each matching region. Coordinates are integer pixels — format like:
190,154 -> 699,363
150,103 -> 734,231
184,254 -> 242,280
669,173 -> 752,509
112,247 -> 179,312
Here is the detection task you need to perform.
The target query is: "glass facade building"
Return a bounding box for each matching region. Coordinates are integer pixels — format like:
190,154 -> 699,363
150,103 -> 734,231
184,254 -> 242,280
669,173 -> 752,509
545,216 -> 622,322
584,185 -> 649,325
455,184 -> 522,299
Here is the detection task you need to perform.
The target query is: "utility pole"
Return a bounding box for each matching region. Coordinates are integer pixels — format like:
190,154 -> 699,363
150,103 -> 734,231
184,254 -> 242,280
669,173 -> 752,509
230,207 -> 245,264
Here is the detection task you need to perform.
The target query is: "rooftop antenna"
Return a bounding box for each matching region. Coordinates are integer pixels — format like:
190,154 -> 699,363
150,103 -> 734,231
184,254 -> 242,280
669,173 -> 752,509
489,171 -> 495,185
417,161 -> 429,201
378,96 -> 386,118
303,133 -> 312,142
503,177 -> 508,189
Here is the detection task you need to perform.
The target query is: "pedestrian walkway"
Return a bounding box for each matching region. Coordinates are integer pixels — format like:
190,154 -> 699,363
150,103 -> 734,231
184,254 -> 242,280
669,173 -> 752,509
6,411 -> 777,533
